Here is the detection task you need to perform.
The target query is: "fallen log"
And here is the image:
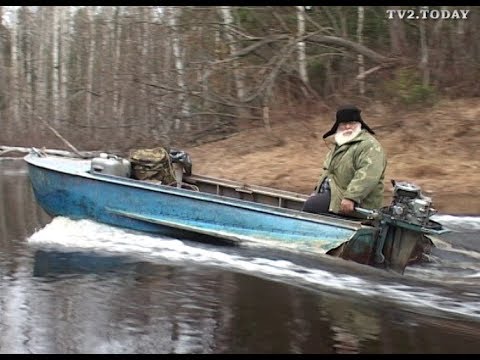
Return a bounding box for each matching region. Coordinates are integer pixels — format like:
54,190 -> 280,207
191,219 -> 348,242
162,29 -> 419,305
0,146 -> 120,159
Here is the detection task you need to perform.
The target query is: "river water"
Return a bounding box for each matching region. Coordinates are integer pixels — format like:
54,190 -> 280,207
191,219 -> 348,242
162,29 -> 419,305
1,158 -> 479,354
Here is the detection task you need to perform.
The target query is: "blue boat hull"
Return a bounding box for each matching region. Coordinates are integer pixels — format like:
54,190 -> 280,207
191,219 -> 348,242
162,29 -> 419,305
25,153 -> 375,258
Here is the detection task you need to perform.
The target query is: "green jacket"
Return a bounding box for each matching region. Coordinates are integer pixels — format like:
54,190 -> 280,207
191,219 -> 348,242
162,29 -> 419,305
315,130 -> 387,214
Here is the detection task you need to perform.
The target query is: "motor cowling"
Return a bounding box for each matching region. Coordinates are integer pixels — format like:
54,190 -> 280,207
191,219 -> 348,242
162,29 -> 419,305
386,180 -> 436,226
169,149 -> 192,176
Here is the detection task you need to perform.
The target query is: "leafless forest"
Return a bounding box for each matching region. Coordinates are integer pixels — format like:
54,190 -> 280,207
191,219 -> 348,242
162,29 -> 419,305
0,6 -> 479,151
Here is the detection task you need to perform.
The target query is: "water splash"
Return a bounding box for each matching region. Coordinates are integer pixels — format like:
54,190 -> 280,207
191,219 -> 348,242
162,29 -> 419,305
432,214 -> 480,231
27,216 -> 480,321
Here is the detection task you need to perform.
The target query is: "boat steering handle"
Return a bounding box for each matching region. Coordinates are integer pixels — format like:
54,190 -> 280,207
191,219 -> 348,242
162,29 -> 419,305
354,206 -> 381,220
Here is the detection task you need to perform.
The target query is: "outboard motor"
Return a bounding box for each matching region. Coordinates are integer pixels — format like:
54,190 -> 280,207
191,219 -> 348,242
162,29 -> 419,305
169,149 -> 192,176
169,149 -> 193,188
387,181 -> 437,226
355,180 -> 447,273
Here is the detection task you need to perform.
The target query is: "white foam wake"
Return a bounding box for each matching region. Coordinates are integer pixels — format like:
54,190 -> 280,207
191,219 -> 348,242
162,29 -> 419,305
27,217 -> 480,321
432,214 -> 480,231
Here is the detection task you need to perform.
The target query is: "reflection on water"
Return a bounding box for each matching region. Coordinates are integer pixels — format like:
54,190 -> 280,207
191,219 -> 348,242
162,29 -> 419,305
320,296 -> 380,354
0,159 -> 51,243
1,158 -> 480,354
32,250 -> 133,276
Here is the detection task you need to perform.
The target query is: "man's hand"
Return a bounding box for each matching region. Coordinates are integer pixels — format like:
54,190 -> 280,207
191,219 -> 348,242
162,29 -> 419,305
340,199 -> 355,214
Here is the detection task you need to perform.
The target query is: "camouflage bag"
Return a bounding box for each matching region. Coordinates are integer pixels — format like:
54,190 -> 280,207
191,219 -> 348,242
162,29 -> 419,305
129,147 -> 176,184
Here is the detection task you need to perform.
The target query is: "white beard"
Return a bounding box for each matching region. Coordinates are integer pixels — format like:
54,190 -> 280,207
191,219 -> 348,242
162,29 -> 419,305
335,124 -> 362,146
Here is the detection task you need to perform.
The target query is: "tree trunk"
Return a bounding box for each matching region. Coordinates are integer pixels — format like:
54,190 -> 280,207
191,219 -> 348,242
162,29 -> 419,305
9,11 -> 19,131
167,6 -> 190,131
219,6 -> 248,120
296,6 -> 309,85
112,6 -> 122,131
51,6 -> 68,124
0,8 -> 11,139
219,6 -> 246,99
419,19 -> 429,87
85,6 -> 96,129
387,6 -> 408,56
60,7 -> 70,124
52,6 -> 59,124
357,6 -> 365,96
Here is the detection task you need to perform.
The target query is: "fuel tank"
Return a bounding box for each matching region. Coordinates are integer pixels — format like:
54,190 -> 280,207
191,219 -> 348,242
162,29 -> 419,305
90,153 -> 131,177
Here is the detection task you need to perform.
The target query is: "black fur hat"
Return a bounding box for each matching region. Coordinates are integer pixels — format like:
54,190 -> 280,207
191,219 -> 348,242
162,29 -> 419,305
322,105 -> 375,139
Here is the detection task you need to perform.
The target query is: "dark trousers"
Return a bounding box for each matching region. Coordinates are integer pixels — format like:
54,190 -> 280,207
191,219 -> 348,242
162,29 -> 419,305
302,191 -> 331,215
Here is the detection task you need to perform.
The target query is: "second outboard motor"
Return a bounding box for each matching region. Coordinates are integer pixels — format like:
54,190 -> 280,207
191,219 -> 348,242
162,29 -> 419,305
169,149 -> 193,189
169,149 -> 192,176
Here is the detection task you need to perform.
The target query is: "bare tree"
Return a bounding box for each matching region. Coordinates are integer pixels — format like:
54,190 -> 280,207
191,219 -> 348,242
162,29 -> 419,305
418,15 -> 429,87
52,6 -> 70,124
85,6 -> 96,128
0,6 -> 12,136
218,6 -> 247,114
296,6 -> 309,85
357,6 -> 365,95
2,5 -> 480,149
166,6 -> 190,131
387,5 -> 408,57
112,6 -> 122,127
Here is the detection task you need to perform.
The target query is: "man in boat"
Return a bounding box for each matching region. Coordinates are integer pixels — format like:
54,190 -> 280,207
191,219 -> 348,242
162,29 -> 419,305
302,105 -> 387,217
